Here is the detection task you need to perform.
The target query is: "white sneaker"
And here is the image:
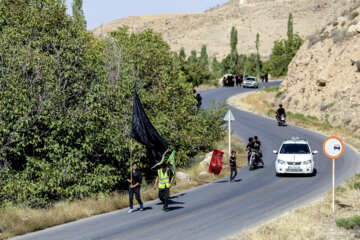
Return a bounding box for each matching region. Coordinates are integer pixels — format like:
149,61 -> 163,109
128,209 -> 133,213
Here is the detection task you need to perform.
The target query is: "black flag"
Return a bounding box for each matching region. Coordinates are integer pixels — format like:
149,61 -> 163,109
131,90 -> 168,166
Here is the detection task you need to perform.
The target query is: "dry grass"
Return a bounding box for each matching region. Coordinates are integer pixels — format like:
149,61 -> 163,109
231,174 -> 360,240
228,87 -> 360,240
0,134 -> 245,240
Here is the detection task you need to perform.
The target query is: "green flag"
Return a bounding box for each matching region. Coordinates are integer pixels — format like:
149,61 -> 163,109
168,150 -> 176,185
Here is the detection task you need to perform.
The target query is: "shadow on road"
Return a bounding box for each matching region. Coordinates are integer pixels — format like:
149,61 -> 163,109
213,180 -> 228,183
213,179 -> 242,183
166,206 -> 184,211
277,169 -> 317,178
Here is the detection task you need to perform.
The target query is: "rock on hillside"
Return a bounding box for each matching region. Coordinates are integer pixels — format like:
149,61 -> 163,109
280,5 -> 360,134
93,0 -> 357,60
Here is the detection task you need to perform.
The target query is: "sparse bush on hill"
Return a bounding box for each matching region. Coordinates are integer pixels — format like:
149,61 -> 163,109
262,13 -> 304,77
336,215 -> 360,229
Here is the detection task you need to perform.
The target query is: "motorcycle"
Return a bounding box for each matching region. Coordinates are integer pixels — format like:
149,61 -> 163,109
277,114 -> 286,126
248,149 -> 259,171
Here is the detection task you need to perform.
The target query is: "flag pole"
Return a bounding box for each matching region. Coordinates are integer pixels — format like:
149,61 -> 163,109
130,139 -> 133,184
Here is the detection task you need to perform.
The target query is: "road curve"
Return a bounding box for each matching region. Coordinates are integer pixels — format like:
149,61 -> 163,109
12,82 -> 360,240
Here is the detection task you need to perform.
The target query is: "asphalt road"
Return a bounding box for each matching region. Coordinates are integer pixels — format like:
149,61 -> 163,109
12,82 -> 360,240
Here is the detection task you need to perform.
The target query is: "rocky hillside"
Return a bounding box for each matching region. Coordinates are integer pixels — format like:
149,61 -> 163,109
93,0 -> 355,60
280,3 -> 360,134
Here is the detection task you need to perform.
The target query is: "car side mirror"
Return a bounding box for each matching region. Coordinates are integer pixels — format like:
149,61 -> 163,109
312,151 -> 318,155
273,150 -> 278,154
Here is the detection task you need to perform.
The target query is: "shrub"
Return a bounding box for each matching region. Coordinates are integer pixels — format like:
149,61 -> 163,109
353,182 -> 360,189
336,215 -> 360,229
332,29 -> 347,43
349,10 -> 359,20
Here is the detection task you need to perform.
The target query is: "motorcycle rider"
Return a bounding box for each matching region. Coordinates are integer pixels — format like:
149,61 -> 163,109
275,104 -> 286,124
253,136 -> 265,167
245,137 -> 255,165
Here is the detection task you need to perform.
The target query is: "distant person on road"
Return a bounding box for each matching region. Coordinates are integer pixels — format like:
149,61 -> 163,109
229,150 -> 238,182
261,73 -> 265,82
127,163 -> 144,213
195,93 -> 202,110
265,73 -> 268,82
154,163 -> 174,212
275,104 -> 286,122
245,137 -> 255,164
222,77 -> 226,87
253,136 -> 265,167
235,76 -> 240,87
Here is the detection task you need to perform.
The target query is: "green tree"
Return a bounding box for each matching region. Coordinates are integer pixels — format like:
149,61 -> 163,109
0,2 -> 226,207
263,34 -> 303,77
230,26 -> 239,73
211,57 -> 222,79
200,45 -> 209,66
230,26 -> 238,55
255,33 -> 261,77
72,0 -> 86,28
179,47 -> 186,59
287,13 -> 293,39
188,50 -> 198,65
0,0 -> 114,206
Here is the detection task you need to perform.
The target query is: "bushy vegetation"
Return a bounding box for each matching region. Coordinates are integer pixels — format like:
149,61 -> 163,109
0,0 -> 226,207
262,13 -> 303,77
336,215 -> 360,229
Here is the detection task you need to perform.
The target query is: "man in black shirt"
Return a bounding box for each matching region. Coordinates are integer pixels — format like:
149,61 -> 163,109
127,163 -> 143,212
245,137 -> 254,164
276,104 -> 286,122
254,136 -> 265,167
229,151 -> 238,182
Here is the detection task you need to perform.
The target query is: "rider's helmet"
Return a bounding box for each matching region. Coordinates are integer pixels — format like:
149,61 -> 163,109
279,104 -> 283,108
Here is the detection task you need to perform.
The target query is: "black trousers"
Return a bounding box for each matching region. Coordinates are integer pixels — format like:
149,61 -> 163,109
158,187 -> 170,209
230,166 -> 238,180
129,186 -> 142,209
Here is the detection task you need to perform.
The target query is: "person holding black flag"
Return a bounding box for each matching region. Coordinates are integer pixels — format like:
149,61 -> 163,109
127,163 -> 144,213
154,163 -> 174,212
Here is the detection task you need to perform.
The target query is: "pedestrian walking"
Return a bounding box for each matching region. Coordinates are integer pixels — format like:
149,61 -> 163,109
154,163 -> 174,212
229,151 -> 238,182
261,73 -> 265,82
127,163 -> 144,213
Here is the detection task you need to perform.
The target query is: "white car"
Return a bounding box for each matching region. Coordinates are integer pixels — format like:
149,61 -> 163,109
243,77 -> 259,88
273,137 -> 318,176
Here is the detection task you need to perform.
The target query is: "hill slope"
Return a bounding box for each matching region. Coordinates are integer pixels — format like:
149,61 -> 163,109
93,0 -> 356,59
280,3 -> 360,134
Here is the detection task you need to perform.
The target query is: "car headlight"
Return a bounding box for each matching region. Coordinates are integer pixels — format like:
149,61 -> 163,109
277,159 -> 285,164
303,160 -> 312,165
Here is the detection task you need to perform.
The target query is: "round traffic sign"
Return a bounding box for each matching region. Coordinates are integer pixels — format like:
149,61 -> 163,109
323,136 -> 344,159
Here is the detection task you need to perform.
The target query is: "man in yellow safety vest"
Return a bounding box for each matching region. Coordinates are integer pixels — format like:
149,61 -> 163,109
153,162 -> 174,212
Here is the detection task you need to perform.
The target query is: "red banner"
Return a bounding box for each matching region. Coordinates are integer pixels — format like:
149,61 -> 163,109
209,149 -> 224,176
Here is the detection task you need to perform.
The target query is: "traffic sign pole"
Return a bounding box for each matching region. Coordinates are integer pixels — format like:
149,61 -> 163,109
224,110 -> 235,157
323,136 -> 344,214
332,158 -> 335,213
228,110 -> 231,157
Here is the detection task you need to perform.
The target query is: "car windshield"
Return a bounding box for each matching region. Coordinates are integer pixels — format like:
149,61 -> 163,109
246,78 -> 255,81
280,144 -> 310,154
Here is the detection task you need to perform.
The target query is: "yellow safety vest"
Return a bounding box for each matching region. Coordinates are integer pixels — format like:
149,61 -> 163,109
158,169 -> 170,189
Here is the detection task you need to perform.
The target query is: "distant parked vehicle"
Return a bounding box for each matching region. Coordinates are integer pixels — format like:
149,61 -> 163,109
243,77 -> 259,88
